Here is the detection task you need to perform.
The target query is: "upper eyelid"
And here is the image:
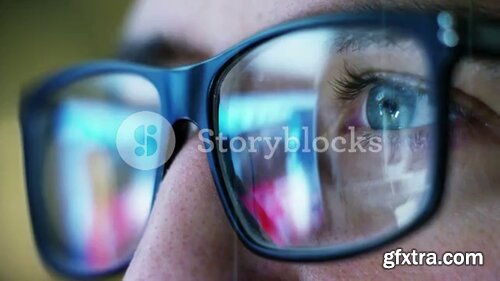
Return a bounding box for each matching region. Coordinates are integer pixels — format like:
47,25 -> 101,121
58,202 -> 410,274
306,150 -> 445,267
363,72 -> 428,89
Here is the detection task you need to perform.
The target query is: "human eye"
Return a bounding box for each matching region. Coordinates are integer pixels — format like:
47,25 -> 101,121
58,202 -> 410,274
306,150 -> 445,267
315,64 -> 437,240
327,64 -> 499,148
329,68 -> 434,132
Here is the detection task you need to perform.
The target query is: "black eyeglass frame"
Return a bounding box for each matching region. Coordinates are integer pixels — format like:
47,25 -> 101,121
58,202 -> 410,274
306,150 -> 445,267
19,11 -> 500,278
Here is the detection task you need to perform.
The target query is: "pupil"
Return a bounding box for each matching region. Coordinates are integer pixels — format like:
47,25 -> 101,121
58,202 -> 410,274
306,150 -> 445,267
381,100 -> 399,118
366,83 -> 417,130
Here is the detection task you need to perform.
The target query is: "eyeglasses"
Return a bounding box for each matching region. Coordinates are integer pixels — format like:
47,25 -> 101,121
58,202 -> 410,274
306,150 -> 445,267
20,11 -> 500,278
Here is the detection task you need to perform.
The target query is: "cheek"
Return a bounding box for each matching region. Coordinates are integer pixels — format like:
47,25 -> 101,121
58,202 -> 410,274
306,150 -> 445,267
394,139 -> 500,271
446,135 -> 500,214
439,139 -> 500,244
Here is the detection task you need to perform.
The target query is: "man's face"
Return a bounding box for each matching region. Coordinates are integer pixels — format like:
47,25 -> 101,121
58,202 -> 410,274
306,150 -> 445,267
123,0 -> 500,280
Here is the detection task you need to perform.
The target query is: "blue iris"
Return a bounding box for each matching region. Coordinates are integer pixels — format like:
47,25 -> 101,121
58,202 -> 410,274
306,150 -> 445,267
366,83 -> 421,130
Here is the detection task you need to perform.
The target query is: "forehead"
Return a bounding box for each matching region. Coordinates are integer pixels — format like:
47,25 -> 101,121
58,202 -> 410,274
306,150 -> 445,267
124,0 -> 320,55
124,0 -> 498,57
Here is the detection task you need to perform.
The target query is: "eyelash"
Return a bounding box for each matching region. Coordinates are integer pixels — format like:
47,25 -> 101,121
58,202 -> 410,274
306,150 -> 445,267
328,65 -> 428,101
328,66 -> 377,101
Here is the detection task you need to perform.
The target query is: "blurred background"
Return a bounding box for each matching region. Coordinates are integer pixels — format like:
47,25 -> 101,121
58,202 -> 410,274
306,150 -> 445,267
0,0 -> 131,279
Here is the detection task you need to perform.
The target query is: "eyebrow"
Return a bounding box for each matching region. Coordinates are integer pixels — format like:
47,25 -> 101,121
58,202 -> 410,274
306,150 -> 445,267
120,2 -> 499,65
118,37 -> 209,66
333,30 -> 411,53
297,1 -> 499,19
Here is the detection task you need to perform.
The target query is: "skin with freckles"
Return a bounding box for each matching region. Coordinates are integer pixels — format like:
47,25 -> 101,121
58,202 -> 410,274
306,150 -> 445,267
122,0 -> 500,280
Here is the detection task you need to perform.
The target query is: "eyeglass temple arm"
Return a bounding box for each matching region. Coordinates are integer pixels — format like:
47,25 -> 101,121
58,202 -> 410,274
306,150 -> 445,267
466,21 -> 500,56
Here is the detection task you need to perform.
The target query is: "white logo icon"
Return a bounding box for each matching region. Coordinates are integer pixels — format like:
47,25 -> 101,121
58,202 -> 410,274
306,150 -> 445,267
116,111 -> 176,170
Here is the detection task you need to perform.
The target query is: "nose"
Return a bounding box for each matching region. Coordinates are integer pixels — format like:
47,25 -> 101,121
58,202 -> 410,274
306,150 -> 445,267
123,136 -> 237,280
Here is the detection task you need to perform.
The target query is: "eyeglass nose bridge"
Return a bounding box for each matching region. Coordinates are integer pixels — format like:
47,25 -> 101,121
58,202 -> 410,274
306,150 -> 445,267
158,39 -> 253,128
156,59 -> 227,171
160,62 -> 221,130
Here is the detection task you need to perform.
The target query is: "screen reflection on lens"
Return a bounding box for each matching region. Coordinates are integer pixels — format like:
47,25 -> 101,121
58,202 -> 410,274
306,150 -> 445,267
218,27 -> 436,250
35,74 -> 161,273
